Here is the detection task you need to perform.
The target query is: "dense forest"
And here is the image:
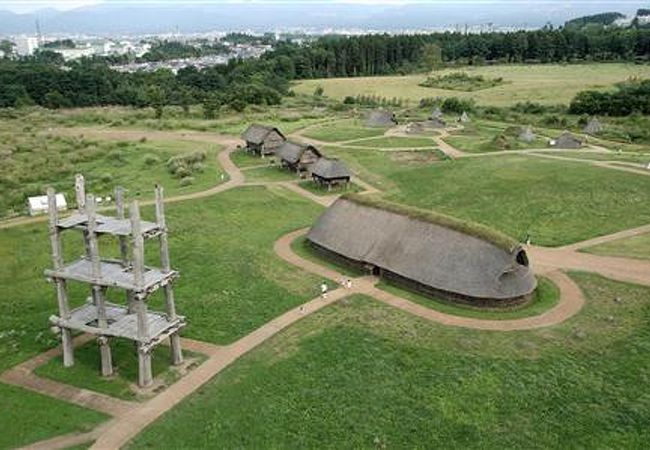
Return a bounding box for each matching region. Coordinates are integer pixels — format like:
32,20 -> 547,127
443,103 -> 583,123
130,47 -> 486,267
3,25 -> 650,112
569,79 -> 650,115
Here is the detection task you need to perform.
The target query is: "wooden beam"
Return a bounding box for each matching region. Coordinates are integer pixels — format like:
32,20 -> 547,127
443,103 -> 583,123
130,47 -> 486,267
47,187 -> 74,367
75,173 -> 86,212
115,186 -> 135,313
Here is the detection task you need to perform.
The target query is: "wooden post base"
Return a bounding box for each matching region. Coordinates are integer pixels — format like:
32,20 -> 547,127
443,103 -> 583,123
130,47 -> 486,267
62,329 -> 74,367
170,333 -> 183,366
98,337 -> 113,377
138,347 -> 153,387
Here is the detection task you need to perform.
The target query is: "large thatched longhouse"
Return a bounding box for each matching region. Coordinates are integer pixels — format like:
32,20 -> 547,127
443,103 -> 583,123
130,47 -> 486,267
307,195 -> 537,306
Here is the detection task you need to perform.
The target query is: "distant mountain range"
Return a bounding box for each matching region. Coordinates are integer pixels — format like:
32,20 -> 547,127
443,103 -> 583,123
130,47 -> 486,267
1,1 -> 649,35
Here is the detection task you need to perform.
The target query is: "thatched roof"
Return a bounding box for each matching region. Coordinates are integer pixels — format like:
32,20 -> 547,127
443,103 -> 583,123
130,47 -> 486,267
583,118 -> 602,135
307,195 -> 536,300
241,124 -> 285,144
518,125 -> 536,143
459,111 -> 470,123
431,107 -> 443,119
366,110 -> 398,127
276,141 -> 321,164
552,131 -> 582,149
311,158 -> 351,180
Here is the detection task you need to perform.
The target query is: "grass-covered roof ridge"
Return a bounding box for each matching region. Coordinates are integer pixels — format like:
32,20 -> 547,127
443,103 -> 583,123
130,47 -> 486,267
341,193 -> 519,252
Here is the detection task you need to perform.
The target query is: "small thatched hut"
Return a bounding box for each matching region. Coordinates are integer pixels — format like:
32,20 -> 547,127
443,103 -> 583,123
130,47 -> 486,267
583,118 -> 603,135
241,124 -> 286,156
311,158 -> 352,189
550,131 -> 583,149
366,110 -> 398,127
405,122 -> 426,134
518,125 -> 536,143
459,111 -> 470,123
276,141 -> 322,174
307,195 -> 536,306
431,107 -> 443,120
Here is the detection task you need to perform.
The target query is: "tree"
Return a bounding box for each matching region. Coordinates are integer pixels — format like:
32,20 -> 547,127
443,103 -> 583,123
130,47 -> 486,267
146,85 -> 166,119
176,86 -> 195,115
229,98 -> 246,112
43,90 -> 69,109
421,43 -> 444,71
313,86 -> 324,97
202,92 -> 222,119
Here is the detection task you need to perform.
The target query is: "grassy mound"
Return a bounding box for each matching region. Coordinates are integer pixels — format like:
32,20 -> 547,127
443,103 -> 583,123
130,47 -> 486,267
342,193 -> 519,251
419,72 -> 506,91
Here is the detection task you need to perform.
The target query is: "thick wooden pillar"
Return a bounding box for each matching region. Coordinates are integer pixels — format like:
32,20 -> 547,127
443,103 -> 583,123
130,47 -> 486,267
131,200 -> 153,386
47,188 -> 74,367
115,186 -> 136,313
87,194 -> 113,377
155,185 -> 183,365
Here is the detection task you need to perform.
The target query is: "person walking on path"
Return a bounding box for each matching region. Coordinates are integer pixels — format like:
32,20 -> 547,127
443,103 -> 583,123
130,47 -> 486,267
321,281 -> 328,299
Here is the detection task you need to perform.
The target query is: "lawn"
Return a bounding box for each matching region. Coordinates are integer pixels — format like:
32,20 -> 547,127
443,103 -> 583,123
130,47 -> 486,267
385,154 -> 650,246
581,232 -> 650,261
35,339 -> 206,401
0,185 -> 324,375
230,149 -> 269,168
300,120 -> 386,142
347,136 -> 436,148
295,63 -> 650,106
377,276 -> 559,320
533,150 -> 650,164
0,383 -> 108,449
0,129 -> 225,218
444,121 -> 547,153
129,273 -> 650,448
243,166 -> 302,182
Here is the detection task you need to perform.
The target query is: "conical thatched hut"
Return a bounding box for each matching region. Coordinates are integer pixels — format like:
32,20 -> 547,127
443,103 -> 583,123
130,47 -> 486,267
366,110 -> 398,127
459,111 -> 470,123
307,195 -> 536,306
423,117 -> 446,129
550,131 -> 583,149
583,118 -> 603,135
518,125 -> 536,143
431,107 -> 443,120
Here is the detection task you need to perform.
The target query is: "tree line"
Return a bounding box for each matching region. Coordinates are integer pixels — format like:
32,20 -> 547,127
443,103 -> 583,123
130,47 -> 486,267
4,25 -> 650,112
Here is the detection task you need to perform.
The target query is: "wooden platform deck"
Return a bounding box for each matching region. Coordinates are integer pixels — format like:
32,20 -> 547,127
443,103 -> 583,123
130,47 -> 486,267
57,212 -> 162,238
44,258 -> 178,294
50,300 -> 185,345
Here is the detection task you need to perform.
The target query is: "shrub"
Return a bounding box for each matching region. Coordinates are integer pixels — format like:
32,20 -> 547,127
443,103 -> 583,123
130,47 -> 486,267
441,97 -> 475,114
100,173 -> 113,183
180,176 -> 194,186
143,154 -> 160,166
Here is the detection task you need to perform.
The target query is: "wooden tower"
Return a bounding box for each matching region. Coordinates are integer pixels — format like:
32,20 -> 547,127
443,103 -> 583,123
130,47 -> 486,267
45,175 -> 185,387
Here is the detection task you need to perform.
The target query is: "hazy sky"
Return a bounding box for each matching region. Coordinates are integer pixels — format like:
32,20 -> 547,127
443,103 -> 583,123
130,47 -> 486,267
2,0 -> 647,14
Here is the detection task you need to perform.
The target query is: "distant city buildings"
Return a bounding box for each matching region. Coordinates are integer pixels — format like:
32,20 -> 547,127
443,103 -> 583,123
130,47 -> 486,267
15,36 -> 39,56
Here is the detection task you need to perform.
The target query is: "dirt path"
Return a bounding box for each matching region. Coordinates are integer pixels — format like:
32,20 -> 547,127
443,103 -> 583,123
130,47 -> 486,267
274,228 -> 586,331
90,287 -> 352,450
559,223 -> 650,252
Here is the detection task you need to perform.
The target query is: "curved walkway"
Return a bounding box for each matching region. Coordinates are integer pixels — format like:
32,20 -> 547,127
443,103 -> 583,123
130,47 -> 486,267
274,228 -> 586,331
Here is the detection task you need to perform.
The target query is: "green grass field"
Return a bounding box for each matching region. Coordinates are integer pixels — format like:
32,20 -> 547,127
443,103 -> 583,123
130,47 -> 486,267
129,273 -> 650,448
582,232 -> 650,260
0,383 -> 108,449
445,121 -> 548,153
346,136 -> 435,148
35,339 -> 205,401
0,130 -> 225,218
384,155 -> 650,246
294,64 -> 650,106
300,120 -> 386,142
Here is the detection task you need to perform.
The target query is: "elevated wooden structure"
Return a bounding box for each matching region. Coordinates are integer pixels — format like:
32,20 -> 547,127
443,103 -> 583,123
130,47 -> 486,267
45,175 -> 185,387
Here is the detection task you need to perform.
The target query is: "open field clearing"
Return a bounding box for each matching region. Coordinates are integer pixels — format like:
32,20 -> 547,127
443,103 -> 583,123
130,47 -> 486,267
0,129 -> 225,218
130,275 -> 650,448
294,64 -> 650,106
0,383 -> 108,449
300,119 -> 386,142
444,120 -> 548,153
347,136 -> 436,148
384,155 -> 650,246
0,186 -> 323,374
582,232 -> 650,261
